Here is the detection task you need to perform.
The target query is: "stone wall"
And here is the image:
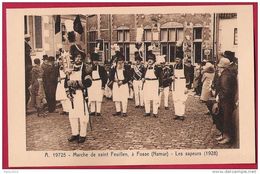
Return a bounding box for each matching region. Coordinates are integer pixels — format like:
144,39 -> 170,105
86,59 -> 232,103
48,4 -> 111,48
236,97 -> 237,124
87,13 -> 214,62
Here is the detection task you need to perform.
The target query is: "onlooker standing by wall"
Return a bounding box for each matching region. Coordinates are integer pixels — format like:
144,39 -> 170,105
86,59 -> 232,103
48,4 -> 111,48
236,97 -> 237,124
184,59 -> 194,90
216,57 -> 237,144
30,58 -> 47,117
200,62 -> 215,102
42,56 -> 59,113
25,34 -> 33,111
193,63 -> 203,96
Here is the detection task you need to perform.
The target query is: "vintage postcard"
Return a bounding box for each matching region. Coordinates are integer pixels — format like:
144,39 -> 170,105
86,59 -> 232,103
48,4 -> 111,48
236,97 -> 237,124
2,2 -> 257,168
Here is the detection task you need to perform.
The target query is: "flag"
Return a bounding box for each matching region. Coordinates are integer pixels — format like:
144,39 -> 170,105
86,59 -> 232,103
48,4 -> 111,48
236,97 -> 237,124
73,15 -> 84,34
55,15 -> 61,34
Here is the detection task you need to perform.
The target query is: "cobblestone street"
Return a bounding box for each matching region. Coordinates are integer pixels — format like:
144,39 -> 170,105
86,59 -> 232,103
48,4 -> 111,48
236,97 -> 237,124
26,92 -> 232,151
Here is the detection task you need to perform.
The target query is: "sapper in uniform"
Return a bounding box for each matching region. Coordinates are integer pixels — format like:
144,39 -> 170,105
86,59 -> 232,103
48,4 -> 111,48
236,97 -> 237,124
158,55 -> 174,110
172,57 -> 188,121
109,55 -> 131,117
143,47 -> 163,118
131,51 -> 145,108
88,53 -> 108,116
65,53 -> 92,143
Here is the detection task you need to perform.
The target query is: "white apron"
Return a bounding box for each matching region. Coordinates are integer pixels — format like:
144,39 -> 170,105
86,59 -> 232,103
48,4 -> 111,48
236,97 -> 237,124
88,66 -> 103,102
112,69 -> 129,102
68,65 -> 88,119
172,69 -> 187,116
56,70 -> 67,101
172,69 -> 187,101
143,66 -> 159,101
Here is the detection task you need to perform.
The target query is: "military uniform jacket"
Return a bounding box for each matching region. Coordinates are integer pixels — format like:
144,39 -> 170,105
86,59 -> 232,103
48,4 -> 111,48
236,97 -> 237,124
110,52 -> 122,65
218,68 -> 237,103
25,41 -> 32,70
162,65 -> 174,88
41,62 -> 59,86
64,63 -> 92,92
131,64 -> 146,81
109,64 -> 131,85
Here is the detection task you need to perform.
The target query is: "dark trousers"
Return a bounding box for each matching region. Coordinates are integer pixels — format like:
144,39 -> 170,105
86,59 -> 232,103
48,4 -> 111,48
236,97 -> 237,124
219,100 -> 235,139
44,83 -> 57,112
206,100 -> 223,133
25,73 -> 31,109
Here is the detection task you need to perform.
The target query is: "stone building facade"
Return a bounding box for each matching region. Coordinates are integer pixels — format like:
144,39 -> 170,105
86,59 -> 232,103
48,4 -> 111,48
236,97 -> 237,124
25,13 -> 238,64
86,13 -> 214,64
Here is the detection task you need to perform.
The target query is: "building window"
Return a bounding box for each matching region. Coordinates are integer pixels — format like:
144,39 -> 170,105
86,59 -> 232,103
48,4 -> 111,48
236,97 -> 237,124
144,29 -> 152,41
117,30 -> 130,42
193,27 -> 203,63
117,44 -> 130,61
117,30 -> 124,42
34,16 -> 42,49
89,31 -> 97,42
61,23 -> 67,42
117,29 -> 130,61
193,42 -> 202,63
177,29 -> 184,41
160,29 -> 168,42
234,28 -> 238,45
193,27 -> 202,40
160,28 -> 183,62
144,29 -> 152,61
168,29 -> 176,41
88,31 -> 97,54
124,31 -> 130,41
144,42 -> 151,61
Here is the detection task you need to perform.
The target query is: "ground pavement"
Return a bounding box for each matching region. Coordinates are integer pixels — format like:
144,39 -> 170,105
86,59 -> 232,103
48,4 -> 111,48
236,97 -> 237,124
26,91 -> 234,151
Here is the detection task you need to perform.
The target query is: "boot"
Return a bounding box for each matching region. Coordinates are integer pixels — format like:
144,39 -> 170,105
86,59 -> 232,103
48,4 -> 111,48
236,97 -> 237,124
78,136 -> 86,143
68,135 -> 79,142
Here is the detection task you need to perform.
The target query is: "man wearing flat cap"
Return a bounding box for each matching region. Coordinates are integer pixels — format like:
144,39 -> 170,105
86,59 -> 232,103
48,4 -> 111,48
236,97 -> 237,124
142,53 -> 163,118
65,53 -> 92,143
25,34 -> 32,110
131,51 -> 145,108
88,53 -> 108,116
215,57 -> 237,145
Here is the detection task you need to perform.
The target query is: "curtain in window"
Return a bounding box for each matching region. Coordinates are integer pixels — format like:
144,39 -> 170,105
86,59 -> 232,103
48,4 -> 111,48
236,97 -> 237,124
124,31 -> 130,41
161,29 -> 168,42
177,29 -> 184,42
168,29 -> 176,42
118,31 -> 124,42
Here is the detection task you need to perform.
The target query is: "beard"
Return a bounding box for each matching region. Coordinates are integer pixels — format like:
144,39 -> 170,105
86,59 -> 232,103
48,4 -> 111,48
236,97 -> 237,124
117,63 -> 123,69
75,60 -> 82,65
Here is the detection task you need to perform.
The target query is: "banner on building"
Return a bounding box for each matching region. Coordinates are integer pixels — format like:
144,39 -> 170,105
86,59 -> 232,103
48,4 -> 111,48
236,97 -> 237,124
73,15 -> 84,34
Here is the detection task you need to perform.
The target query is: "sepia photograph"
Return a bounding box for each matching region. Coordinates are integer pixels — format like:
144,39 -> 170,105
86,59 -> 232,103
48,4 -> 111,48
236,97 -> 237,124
3,2 -> 257,168
25,12 -> 239,151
